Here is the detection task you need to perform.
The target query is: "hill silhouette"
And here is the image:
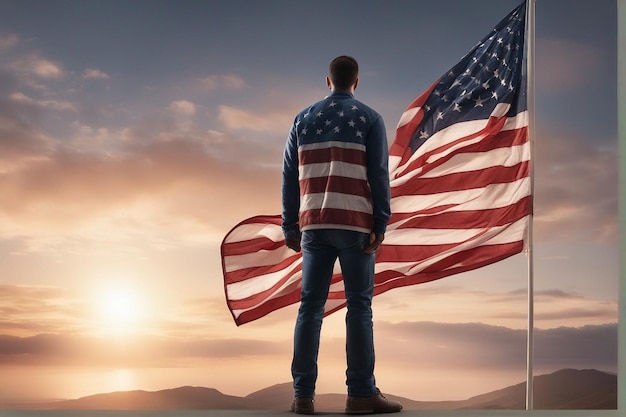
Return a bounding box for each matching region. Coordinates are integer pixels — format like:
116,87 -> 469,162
7,369 -> 616,410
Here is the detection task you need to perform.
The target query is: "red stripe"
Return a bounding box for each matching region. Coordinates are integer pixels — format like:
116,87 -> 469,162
227,265 -> 301,310
389,80 -> 439,165
224,253 -> 300,284
389,195 -> 531,230
231,289 -> 302,326
393,120 -> 526,179
300,176 -> 371,198
222,236 -> 284,257
300,146 -> 366,166
391,160 -> 529,198
300,208 -> 373,230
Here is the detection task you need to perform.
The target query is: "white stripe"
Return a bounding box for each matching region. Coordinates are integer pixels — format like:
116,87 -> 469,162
392,111 -> 528,177
300,161 -> 367,180
420,142 -> 530,178
224,245 -> 295,272
389,177 -> 530,217
390,141 -> 529,187
225,222 -> 284,244
384,215 -> 529,246
396,106 -> 420,129
301,192 -> 373,213
379,217 -> 528,276
226,257 -> 302,300
299,140 -> 366,152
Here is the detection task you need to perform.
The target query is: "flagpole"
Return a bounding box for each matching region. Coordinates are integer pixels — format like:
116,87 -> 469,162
525,0 -> 536,411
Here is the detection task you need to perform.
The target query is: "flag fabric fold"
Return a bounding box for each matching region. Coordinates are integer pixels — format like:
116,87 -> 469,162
221,2 -> 529,326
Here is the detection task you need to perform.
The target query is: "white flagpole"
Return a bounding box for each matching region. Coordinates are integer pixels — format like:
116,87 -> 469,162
525,0 -> 536,411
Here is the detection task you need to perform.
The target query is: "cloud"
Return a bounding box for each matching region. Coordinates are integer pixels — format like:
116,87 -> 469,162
199,74 -> 247,91
8,54 -> 64,79
537,38 -> 607,93
374,321 -> 617,373
0,285 -> 84,336
533,129 -> 618,242
0,33 -> 19,50
169,100 -> 196,116
82,68 -> 110,80
0,86 -> 284,252
0,317 -> 615,374
218,104 -> 292,133
10,92 -> 76,111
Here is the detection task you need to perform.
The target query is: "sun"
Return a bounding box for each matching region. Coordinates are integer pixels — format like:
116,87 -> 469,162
97,286 -> 143,330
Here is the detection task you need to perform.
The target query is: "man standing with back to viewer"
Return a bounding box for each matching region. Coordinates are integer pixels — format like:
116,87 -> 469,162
282,55 -> 402,415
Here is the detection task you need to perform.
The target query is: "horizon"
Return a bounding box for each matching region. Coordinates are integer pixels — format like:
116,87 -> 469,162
3,368 -> 616,409
0,0 -> 619,406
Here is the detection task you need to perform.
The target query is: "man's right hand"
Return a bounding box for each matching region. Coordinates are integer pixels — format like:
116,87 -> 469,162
286,237 -> 301,252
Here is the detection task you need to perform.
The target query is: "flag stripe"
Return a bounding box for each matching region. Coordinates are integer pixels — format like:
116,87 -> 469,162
300,145 -> 367,166
301,176 -> 371,198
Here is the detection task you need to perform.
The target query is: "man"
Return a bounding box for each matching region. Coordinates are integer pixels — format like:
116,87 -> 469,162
282,56 -> 402,415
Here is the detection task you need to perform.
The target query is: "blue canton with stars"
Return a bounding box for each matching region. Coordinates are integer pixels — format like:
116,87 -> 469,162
411,2 -> 526,153
294,91 -> 378,146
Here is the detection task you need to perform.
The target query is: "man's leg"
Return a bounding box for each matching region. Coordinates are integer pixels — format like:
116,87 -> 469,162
336,231 -> 377,397
338,231 -> 403,414
292,230 -> 336,399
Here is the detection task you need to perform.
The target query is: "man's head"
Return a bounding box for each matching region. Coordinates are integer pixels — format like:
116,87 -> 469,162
327,55 -> 359,92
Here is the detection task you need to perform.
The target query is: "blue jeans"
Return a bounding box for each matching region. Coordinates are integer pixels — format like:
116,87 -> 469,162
292,229 -> 377,398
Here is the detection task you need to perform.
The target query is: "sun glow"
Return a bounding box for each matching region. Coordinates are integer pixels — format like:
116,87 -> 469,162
96,285 -> 144,333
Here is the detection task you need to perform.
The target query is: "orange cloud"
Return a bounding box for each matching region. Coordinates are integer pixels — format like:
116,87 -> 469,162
199,74 -> 247,91
533,129 -> 618,242
537,38 -> 607,93
82,68 -> 110,80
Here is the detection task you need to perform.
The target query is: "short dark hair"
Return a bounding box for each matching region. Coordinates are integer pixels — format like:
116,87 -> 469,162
329,56 -> 359,90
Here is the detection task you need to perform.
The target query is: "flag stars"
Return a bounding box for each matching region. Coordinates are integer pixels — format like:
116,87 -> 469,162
316,111 -> 323,118
333,126 -> 341,133
348,120 -> 356,128
453,103 -> 462,112
325,120 -> 332,126
356,130 -> 363,138
491,91 -> 498,100
301,127 -> 308,135
351,105 -> 359,111
316,129 -> 323,135
419,130 -> 429,139
436,111 -> 444,120
474,96 -> 485,107
359,116 -> 367,123
329,101 -> 337,108
337,111 -> 345,117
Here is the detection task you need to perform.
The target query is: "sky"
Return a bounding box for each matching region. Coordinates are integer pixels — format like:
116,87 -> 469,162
0,0 -> 619,406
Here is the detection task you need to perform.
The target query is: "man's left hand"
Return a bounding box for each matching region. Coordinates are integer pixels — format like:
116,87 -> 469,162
286,237 -> 301,252
364,232 -> 384,254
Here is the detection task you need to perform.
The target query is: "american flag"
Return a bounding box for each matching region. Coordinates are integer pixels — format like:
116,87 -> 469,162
221,2 -> 529,326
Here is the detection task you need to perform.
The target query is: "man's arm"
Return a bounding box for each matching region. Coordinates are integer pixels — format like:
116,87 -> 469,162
282,121 -> 301,251
366,114 -> 391,236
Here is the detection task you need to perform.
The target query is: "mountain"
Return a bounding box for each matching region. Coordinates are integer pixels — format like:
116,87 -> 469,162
6,369 -> 617,410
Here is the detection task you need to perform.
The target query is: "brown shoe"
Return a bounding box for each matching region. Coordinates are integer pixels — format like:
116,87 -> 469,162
345,388 -> 402,414
291,397 -> 314,414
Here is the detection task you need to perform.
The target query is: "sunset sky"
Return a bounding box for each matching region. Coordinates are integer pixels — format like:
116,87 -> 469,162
0,0 -> 619,406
